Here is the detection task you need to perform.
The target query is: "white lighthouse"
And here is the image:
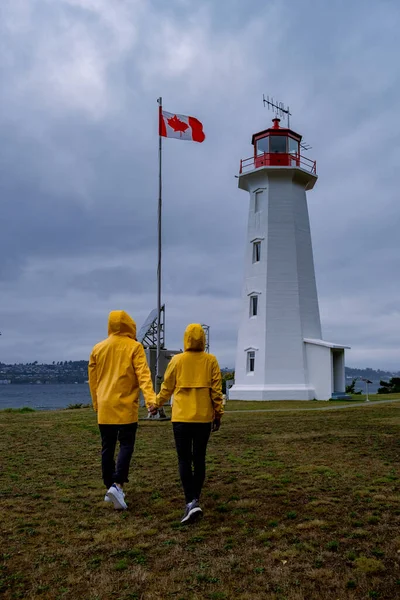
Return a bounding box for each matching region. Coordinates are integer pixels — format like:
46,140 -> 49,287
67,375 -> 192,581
229,117 -> 349,401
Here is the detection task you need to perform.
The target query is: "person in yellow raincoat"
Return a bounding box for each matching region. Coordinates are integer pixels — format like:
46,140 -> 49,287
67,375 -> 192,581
88,310 -> 157,510
156,323 -> 224,524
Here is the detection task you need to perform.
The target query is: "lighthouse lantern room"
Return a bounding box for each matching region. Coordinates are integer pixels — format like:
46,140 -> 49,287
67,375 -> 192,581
230,117 -> 349,401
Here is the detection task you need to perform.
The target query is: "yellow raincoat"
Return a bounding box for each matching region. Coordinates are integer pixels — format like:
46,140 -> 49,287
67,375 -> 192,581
88,311 -> 156,424
156,324 -> 224,423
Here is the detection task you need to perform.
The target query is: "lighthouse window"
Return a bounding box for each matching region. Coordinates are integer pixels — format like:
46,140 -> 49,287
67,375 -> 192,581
247,351 -> 255,373
254,191 -> 262,213
252,241 -> 261,263
269,135 -> 287,153
288,136 -> 299,155
256,136 -> 269,155
250,295 -> 258,317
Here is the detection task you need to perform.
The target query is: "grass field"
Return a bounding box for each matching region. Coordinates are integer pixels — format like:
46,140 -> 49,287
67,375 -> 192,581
1,402 -> 400,600
224,395 -> 400,412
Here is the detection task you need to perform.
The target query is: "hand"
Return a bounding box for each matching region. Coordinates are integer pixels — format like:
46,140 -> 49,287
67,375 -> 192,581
148,404 -> 158,416
212,418 -> 221,432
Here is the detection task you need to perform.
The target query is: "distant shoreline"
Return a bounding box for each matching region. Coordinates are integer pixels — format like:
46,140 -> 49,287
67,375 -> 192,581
0,381 -> 88,385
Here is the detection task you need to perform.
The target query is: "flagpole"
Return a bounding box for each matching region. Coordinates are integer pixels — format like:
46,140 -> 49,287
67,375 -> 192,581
156,97 -> 162,396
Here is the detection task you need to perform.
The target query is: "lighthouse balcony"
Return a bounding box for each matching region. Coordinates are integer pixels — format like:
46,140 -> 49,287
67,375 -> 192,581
240,152 -> 317,175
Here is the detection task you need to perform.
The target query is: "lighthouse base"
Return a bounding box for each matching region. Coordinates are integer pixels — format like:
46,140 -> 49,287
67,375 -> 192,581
228,384 -> 315,401
229,340 -> 350,401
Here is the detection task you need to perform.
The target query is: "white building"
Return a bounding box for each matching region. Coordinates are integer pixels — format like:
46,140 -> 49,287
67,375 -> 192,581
229,118 -> 349,401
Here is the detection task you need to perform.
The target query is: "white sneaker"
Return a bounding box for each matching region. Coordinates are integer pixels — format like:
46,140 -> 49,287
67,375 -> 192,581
181,499 -> 203,524
104,489 -> 125,502
104,490 -> 125,502
106,484 -> 127,510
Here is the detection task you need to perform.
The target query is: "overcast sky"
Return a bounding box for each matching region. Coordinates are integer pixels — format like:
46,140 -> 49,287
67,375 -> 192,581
1,0 -> 400,369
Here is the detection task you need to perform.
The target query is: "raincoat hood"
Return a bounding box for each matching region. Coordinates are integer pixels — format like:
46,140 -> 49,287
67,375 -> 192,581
108,310 -> 136,339
184,323 -> 205,352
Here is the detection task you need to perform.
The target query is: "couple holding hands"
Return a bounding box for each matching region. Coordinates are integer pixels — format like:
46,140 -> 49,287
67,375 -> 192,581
88,310 -> 224,524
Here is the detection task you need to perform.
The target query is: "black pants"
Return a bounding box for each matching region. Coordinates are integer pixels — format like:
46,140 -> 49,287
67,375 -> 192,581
99,423 -> 138,489
173,422 -> 212,504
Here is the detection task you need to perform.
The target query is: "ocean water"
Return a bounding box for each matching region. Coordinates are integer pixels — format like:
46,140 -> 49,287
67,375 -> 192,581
0,381 -> 382,412
0,384 -> 92,411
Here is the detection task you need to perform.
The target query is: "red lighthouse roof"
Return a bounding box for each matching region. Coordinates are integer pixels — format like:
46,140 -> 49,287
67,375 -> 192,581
251,117 -> 302,147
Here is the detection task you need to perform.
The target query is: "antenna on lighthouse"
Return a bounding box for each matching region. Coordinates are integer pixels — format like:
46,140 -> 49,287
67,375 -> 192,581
263,95 -> 312,151
300,141 -> 312,152
263,94 -> 291,128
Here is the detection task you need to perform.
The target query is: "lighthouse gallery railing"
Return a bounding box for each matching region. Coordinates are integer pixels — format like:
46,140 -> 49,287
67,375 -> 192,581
240,153 -> 317,175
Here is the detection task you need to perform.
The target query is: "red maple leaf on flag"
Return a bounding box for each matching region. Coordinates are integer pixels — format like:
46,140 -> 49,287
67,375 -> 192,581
167,114 -> 189,135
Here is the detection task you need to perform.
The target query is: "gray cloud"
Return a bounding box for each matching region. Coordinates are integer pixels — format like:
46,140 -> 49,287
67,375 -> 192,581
1,0 -> 400,370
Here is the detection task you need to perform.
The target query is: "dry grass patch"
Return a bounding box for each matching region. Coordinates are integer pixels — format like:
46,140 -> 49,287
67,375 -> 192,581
354,557 -> 386,574
297,519 -> 327,530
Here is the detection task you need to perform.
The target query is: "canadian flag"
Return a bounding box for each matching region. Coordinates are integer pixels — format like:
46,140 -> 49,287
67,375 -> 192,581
159,109 -> 205,143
